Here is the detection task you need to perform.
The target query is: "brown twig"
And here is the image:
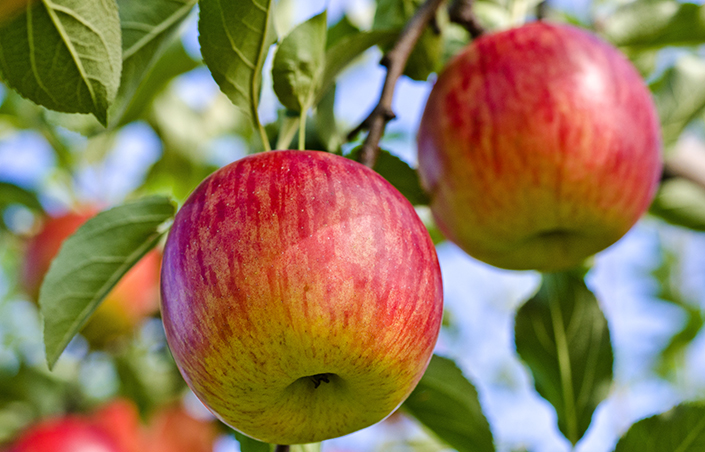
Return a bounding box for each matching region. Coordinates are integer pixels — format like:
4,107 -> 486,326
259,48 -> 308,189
274,446 -> 290,452
536,1 -> 549,20
663,137 -> 705,190
448,0 -> 485,39
350,0 -> 446,168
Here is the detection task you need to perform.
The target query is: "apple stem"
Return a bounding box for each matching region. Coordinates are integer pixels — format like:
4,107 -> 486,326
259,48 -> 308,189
348,0 -> 446,168
448,0 -> 485,38
275,445 -> 290,452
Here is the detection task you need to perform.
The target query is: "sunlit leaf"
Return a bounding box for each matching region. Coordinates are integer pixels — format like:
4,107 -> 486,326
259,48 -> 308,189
40,196 -> 176,369
272,11 -> 327,113
110,0 -> 197,126
514,271 -> 613,445
403,355 -> 494,452
602,1 -> 705,49
118,39 -> 200,127
0,0 -> 122,125
198,0 -> 276,126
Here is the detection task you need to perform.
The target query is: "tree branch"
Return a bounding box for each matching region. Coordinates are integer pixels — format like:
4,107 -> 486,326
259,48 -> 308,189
350,0 -> 446,168
536,1 -> 548,20
274,446 -> 290,452
663,136 -> 705,190
448,0 -> 485,38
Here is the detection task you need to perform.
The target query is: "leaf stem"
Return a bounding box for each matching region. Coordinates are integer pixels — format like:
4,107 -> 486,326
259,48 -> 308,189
348,0 -> 445,168
298,111 -> 307,151
254,104 -> 271,152
545,273 -> 579,445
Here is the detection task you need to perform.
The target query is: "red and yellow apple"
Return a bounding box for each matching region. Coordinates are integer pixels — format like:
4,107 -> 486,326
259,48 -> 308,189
160,150 -> 443,444
22,208 -> 161,348
417,22 -> 662,271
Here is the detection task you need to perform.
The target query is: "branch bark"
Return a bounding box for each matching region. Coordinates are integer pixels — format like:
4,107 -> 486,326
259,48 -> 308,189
448,0 -> 485,38
350,0 -> 446,168
274,446 -> 290,452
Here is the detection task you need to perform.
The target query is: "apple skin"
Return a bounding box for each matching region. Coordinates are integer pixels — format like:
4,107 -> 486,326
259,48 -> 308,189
417,22 -> 662,271
160,150 -> 443,445
8,417 -> 122,452
22,209 -> 161,348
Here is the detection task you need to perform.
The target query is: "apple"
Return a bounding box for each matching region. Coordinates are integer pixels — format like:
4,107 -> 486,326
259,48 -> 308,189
417,21 -> 662,271
143,403 -> 217,452
92,399 -> 144,452
160,150 -> 443,445
22,209 -> 162,348
9,416 -> 122,452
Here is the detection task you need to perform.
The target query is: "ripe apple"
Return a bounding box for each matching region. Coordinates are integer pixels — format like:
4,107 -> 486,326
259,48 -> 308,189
160,150 -> 443,445
417,22 -> 662,271
22,209 -> 162,348
9,416 -> 122,452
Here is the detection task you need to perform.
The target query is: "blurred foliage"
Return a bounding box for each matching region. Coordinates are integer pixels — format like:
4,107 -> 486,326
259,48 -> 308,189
652,236 -> 705,379
651,178 -> 705,232
614,403 -> 705,451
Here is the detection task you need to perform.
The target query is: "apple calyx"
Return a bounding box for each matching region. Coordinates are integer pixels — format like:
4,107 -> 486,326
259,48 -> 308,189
309,373 -> 333,389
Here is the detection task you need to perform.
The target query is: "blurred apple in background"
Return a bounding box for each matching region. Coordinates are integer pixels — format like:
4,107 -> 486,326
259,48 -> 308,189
8,415 -> 123,452
6,398 -> 218,452
21,208 -> 162,348
92,399 -> 144,452
144,403 -> 218,452
417,22 -> 662,271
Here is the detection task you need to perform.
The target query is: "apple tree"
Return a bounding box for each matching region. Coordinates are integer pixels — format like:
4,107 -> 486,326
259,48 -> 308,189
0,0 -> 705,451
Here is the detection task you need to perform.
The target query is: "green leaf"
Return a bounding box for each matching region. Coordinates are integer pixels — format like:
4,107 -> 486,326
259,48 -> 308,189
313,83 -> 339,153
117,38 -> 200,127
614,404 -> 705,451
373,0 -> 442,81
0,182 -> 43,211
39,196 -> 176,369
272,11 -> 327,113
402,355 -> 494,452
651,178 -> 705,232
347,148 -> 430,205
514,271 -> 613,445
326,15 -> 359,49
0,0 -> 122,125
602,1 -> 705,49
650,241 -> 705,377
198,0 -> 276,147
110,0 -> 197,126
650,55 -> 705,147
316,28 -> 397,105
232,431 -> 273,452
